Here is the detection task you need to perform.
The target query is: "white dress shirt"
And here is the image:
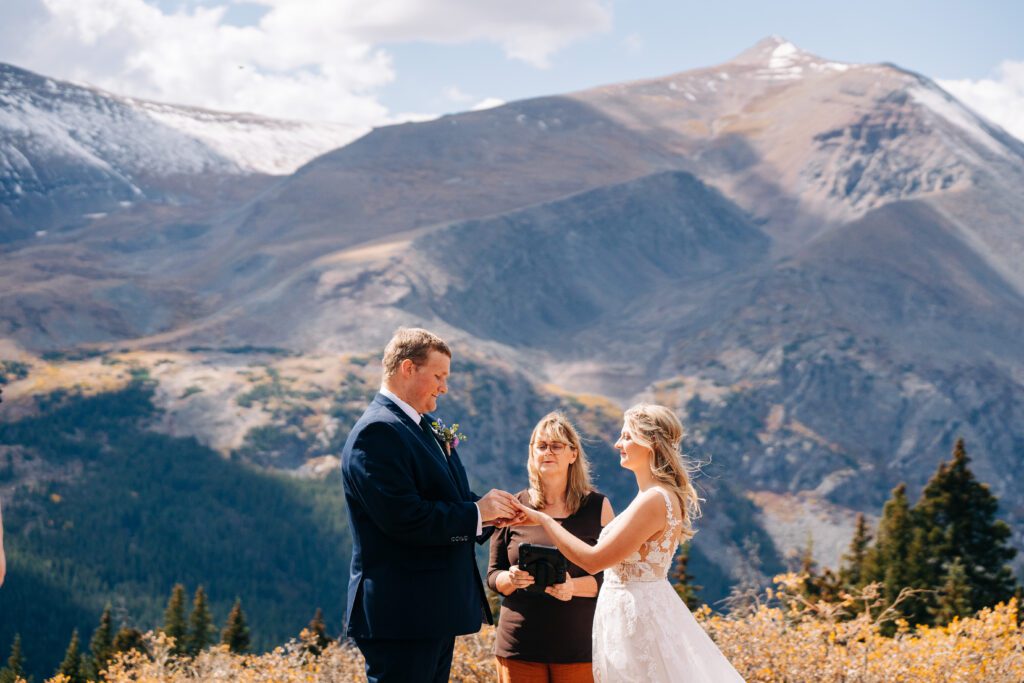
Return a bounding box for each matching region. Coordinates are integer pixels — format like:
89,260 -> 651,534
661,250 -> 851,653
379,386 -> 483,535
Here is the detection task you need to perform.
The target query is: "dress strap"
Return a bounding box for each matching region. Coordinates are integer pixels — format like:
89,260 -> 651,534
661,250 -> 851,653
653,487 -> 680,528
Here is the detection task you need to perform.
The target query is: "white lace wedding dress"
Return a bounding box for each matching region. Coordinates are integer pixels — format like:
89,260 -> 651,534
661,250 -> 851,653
592,487 -> 746,682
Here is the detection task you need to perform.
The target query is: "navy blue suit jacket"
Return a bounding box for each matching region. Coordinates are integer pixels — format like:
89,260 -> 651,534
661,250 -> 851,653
341,393 -> 494,639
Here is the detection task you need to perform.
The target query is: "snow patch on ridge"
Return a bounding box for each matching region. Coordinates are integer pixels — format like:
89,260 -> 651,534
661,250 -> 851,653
749,39 -> 854,81
768,42 -> 800,69
0,64 -> 365,182
133,100 -> 364,175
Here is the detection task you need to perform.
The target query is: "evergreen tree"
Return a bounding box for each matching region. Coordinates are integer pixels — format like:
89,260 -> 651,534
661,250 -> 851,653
112,627 -> 147,657
866,484 -> 920,606
162,584 -> 188,655
304,608 -> 332,656
0,634 -> 26,683
931,557 -> 973,625
792,537 -> 841,604
671,542 -> 702,611
57,630 -> 87,683
839,513 -> 872,590
186,586 -> 215,656
220,599 -> 251,654
88,604 -> 115,680
914,439 -> 1016,616
796,537 -> 821,600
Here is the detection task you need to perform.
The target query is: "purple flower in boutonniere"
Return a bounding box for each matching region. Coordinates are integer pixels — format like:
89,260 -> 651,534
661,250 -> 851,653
430,418 -> 467,455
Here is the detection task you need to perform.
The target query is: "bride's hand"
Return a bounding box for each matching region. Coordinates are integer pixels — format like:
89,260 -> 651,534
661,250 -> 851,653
492,511 -> 530,528
509,498 -> 548,526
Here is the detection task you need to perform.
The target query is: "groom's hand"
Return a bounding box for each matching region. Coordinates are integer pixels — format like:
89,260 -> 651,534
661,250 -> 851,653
478,489 -> 520,525
492,511 -> 529,528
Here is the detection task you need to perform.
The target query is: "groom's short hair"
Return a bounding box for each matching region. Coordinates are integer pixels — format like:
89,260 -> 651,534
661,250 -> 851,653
382,327 -> 451,379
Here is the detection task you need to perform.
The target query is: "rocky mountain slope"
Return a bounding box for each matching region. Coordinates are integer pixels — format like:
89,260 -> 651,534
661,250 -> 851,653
1,35 -> 1022,621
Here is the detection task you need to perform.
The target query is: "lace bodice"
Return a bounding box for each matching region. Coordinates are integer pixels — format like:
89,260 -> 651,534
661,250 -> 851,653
601,487 -> 681,584
592,487 -> 747,682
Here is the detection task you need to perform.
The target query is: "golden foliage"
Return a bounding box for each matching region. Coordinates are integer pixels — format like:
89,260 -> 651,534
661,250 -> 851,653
46,628 -> 497,683
49,585 -> 1023,683
703,575 -> 1024,683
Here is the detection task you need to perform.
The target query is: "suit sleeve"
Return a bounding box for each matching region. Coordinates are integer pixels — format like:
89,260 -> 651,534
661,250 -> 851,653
454,451 -> 495,545
345,421 -> 477,546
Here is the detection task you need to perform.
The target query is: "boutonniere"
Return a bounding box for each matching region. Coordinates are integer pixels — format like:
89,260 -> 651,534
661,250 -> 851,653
430,418 -> 467,455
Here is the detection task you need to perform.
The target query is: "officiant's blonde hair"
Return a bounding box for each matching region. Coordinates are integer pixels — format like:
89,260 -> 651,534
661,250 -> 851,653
527,412 -> 594,516
623,404 -> 702,541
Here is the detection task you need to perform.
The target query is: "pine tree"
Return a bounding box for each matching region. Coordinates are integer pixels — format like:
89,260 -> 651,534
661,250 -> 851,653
220,598 -> 251,654
914,439 -> 1017,616
866,483 -> 920,606
186,586 -> 215,656
112,627 -> 147,657
791,537 -> 842,604
163,583 -> 188,655
931,557 -> 973,625
671,542 -> 702,611
57,630 -> 87,683
304,608 -> 332,656
0,634 -> 26,683
839,513 -> 872,590
796,536 -> 821,600
88,603 -> 115,680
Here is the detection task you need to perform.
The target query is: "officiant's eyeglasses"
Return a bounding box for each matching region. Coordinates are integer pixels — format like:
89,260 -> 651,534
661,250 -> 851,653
533,441 -> 572,453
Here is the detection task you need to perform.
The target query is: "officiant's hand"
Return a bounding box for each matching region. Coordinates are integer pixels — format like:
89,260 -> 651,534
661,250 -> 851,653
496,564 -> 534,595
545,579 -> 574,602
478,489 -> 520,525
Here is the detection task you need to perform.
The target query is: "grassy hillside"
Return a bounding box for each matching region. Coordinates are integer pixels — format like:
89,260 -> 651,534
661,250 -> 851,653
0,354 -> 782,679
0,382 -> 351,678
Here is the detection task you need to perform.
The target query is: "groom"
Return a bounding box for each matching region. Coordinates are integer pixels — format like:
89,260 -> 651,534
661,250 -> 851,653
341,327 -> 521,682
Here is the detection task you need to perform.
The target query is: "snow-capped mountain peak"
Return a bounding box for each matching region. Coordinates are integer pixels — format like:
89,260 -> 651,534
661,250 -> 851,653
0,62 -> 371,235
730,35 -> 852,79
0,62 -> 366,178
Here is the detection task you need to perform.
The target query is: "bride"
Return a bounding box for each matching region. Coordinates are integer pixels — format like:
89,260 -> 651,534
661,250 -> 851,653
512,403 -> 746,682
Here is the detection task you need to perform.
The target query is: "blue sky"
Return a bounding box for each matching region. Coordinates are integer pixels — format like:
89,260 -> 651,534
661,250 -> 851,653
1,1 -> 1021,139
380,1 -> 1024,115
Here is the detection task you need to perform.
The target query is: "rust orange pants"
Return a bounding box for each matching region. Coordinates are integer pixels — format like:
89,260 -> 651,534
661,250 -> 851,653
494,656 -> 594,683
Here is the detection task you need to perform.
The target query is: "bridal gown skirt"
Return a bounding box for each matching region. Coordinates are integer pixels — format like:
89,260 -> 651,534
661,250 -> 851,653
592,578 -> 746,682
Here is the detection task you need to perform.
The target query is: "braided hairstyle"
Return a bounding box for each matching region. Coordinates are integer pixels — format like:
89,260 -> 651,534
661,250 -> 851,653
623,403 -> 702,541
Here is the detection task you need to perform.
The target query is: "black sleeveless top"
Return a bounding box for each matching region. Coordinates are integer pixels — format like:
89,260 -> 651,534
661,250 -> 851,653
487,490 -> 606,663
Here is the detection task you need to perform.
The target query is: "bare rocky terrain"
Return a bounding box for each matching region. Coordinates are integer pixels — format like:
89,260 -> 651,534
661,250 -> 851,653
2,35 -> 1023,593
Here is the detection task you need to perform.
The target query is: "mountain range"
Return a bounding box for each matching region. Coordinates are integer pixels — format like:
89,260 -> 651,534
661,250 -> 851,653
1,35 -> 1023,673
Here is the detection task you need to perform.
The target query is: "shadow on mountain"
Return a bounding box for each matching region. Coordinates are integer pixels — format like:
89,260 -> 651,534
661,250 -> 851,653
405,170 -> 770,347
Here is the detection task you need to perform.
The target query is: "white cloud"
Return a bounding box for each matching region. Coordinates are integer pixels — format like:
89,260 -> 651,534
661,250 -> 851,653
940,60 -> 1024,143
325,0 -> 612,68
442,85 -> 474,104
623,32 -> 644,54
0,0 -> 612,124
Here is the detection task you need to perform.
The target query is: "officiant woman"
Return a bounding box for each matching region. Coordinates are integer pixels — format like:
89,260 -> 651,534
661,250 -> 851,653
487,412 -> 615,682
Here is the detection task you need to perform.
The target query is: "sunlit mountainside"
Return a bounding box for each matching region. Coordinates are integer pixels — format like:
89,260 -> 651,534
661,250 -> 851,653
1,35 -> 1022,677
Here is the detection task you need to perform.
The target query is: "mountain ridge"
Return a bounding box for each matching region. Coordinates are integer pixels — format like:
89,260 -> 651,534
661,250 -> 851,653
1,38 -> 1022,650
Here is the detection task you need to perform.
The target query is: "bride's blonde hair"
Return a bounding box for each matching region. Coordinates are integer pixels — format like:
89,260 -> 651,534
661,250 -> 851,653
623,403 -> 702,542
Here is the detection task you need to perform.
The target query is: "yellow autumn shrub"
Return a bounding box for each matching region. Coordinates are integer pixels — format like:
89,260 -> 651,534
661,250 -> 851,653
41,579 -> 1022,682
